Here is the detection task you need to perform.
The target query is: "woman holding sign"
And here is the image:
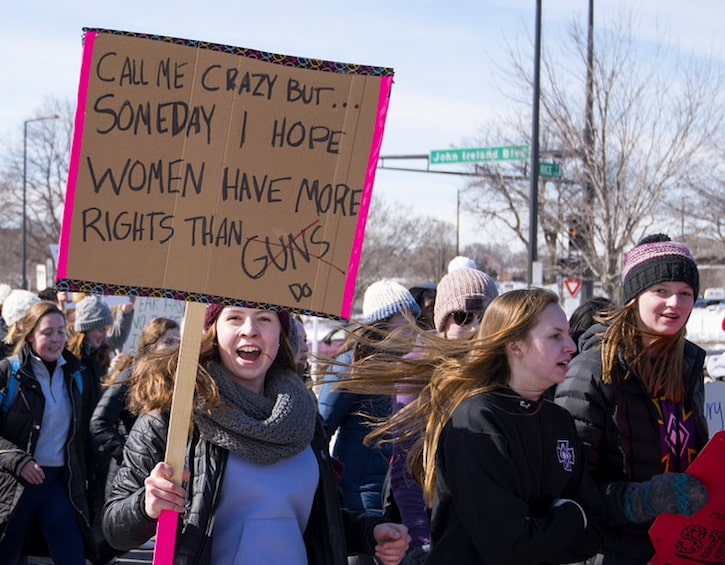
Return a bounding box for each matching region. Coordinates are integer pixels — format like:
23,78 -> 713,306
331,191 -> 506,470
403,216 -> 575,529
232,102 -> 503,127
102,304 -> 410,565
555,234 -> 710,564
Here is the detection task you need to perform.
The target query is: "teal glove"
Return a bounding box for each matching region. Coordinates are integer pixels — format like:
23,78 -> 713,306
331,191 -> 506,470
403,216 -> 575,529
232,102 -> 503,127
623,473 -> 708,523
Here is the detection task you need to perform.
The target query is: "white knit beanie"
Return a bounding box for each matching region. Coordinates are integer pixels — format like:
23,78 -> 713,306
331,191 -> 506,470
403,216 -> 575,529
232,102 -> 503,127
74,295 -> 114,333
362,280 -> 421,324
447,256 -> 478,273
2,289 -> 42,327
0,284 -> 12,306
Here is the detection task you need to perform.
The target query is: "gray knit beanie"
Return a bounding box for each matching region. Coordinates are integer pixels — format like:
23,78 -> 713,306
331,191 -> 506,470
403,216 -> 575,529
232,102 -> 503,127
362,280 -> 421,324
74,295 -> 114,333
434,268 -> 499,333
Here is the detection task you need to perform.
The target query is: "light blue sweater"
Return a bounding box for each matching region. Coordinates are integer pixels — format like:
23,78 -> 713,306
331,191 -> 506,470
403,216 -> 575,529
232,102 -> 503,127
211,445 -> 318,564
31,354 -> 71,467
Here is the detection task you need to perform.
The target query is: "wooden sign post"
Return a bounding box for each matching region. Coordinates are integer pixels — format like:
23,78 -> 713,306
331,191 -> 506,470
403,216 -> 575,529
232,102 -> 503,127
57,28 -> 394,564
151,301 -> 205,565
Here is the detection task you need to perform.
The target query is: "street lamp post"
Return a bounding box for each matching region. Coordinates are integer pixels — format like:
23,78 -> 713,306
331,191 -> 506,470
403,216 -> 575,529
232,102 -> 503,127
580,0 -> 595,300
22,114 -> 58,290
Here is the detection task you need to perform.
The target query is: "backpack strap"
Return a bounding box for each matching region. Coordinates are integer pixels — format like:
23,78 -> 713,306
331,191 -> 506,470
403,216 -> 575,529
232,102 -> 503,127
1,361 -> 83,414
1,358 -> 21,415
71,369 -> 83,396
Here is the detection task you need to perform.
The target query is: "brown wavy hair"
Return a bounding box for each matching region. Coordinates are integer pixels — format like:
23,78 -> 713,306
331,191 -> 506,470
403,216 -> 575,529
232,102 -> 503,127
67,330 -> 111,371
128,308 -> 295,416
103,317 -> 180,386
598,298 -> 687,402
13,301 -> 66,354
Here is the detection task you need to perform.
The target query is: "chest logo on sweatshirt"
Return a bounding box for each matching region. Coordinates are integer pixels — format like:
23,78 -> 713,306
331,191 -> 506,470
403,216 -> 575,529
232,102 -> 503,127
556,440 -> 575,472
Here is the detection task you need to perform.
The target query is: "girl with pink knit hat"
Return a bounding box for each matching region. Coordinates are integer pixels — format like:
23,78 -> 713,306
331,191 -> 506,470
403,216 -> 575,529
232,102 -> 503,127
555,234 -> 709,564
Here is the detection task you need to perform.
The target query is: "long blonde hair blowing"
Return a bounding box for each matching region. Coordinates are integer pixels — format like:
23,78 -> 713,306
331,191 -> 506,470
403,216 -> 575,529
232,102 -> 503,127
336,288 -> 560,506
600,300 -> 687,402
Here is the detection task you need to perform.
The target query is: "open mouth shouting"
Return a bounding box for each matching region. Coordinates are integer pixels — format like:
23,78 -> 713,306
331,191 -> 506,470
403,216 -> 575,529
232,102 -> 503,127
214,306 -> 282,393
238,345 -> 263,362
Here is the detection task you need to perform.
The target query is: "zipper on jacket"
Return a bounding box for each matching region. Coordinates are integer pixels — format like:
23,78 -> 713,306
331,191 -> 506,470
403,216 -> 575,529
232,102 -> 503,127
65,368 -> 90,527
0,360 -> 36,537
17,366 -> 41,454
204,448 -> 227,532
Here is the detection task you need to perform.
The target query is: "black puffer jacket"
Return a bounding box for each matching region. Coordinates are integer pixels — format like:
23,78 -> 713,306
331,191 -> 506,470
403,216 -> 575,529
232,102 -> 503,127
554,324 -> 708,564
103,411 -> 385,564
0,345 -> 93,548
90,368 -> 136,465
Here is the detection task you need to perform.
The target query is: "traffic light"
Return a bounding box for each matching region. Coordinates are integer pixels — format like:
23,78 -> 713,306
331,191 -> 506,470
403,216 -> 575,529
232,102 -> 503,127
569,215 -> 586,251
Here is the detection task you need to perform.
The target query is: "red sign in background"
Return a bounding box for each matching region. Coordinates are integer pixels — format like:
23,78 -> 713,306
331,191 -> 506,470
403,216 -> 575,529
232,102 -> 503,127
564,278 -> 581,297
649,430 -> 725,565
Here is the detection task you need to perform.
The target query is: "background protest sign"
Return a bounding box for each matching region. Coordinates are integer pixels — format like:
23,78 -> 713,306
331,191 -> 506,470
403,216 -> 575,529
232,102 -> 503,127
118,296 -> 185,354
704,381 -> 725,437
649,430 -> 725,564
57,28 -> 394,319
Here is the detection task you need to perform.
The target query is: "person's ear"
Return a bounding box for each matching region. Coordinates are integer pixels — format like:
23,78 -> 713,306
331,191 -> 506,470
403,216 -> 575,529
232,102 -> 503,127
506,342 -> 523,357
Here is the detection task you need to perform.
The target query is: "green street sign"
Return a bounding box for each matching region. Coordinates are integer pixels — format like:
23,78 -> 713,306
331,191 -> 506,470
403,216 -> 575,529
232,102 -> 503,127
430,145 -> 529,164
538,162 -> 561,178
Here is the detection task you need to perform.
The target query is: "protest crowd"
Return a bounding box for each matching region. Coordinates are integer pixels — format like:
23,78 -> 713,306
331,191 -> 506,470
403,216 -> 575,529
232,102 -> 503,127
0,232 -> 719,565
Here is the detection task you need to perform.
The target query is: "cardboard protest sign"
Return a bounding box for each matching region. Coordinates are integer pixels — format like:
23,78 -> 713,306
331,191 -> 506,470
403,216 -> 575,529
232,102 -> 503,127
649,430 -> 725,564
57,29 -> 393,564
57,28 -> 394,319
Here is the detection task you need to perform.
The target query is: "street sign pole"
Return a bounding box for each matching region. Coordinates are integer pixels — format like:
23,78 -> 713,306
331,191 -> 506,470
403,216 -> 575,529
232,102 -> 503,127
528,0 -> 542,288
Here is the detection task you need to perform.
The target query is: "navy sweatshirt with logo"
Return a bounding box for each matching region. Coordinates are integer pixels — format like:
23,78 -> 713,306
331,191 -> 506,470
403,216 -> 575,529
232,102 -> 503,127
428,387 -> 604,564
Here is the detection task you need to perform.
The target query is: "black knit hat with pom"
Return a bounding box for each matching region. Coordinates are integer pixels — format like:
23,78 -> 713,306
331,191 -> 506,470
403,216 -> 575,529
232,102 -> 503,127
621,234 -> 699,303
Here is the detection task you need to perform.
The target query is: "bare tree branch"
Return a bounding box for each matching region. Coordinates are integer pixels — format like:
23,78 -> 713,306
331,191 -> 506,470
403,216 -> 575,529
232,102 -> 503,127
465,9 -> 723,298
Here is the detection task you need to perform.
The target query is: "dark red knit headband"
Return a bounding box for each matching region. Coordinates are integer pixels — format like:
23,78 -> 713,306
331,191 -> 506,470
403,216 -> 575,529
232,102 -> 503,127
203,303 -> 291,336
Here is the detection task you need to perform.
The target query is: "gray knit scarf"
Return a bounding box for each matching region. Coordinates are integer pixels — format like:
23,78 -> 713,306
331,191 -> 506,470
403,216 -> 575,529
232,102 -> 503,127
193,362 -> 317,465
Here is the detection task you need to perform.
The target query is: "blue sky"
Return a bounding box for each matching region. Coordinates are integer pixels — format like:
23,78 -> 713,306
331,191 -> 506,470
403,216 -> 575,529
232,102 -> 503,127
2,0 -> 722,248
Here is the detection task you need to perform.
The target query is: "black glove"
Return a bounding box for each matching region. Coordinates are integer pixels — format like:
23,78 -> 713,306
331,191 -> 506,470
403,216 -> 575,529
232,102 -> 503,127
552,498 -> 588,529
405,544 -> 430,565
623,472 -> 708,523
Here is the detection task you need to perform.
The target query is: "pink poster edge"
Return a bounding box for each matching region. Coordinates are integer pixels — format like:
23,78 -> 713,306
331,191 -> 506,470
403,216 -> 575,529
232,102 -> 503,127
340,75 -> 393,319
56,30 -> 95,280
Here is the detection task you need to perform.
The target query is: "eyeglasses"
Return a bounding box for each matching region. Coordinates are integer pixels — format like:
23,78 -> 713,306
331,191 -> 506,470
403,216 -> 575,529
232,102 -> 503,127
450,310 -> 483,326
